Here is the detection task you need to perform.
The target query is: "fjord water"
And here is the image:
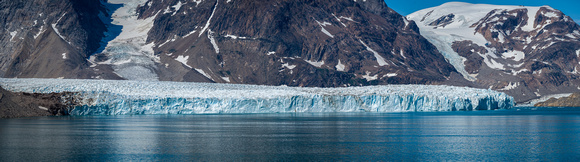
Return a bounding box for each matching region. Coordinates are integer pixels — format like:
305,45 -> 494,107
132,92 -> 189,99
1,108 -> 579,161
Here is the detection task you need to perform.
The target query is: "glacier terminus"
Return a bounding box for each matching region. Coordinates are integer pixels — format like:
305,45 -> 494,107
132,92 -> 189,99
0,79 -> 514,115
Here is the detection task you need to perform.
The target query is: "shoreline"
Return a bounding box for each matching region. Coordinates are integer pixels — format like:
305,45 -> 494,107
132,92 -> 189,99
0,86 -> 75,118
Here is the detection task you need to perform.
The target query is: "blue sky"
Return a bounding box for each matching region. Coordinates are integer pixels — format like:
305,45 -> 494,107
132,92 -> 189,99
386,0 -> 580,24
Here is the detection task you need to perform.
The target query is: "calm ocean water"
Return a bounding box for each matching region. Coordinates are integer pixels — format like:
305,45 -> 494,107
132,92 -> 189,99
1,108 -> 579,161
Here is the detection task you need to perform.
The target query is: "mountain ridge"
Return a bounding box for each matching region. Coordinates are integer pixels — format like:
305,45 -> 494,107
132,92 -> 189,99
3,0 -> 580,103
408,2 -> 580,102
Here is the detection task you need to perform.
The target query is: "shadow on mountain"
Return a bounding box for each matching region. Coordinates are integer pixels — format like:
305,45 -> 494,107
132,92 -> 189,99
94,1 -> 123,55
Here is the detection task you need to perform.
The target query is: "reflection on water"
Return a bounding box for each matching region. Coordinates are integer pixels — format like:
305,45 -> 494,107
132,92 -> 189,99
1,108 -> 580,161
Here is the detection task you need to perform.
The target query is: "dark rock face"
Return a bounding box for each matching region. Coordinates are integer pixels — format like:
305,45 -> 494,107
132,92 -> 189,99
0,0 -> 110,79
0,86 -> 77,118
429,14 -> 455,28
135,0 -> 459,86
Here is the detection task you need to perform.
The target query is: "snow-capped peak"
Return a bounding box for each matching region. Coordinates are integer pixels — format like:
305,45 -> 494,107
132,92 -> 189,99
407,2 -> 573,81
408,2 -> 552,33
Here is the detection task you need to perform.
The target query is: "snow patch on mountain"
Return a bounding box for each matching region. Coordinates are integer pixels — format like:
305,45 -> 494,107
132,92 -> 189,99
359,39 -> 388,66
195,68 -> 214,81
543,11 -> 558,18
184,30 -> 197,38
314,19 -> 334,38
221,77 -> 230,82
9,31 -> 17,41
282,63 -> 296,70
499,82 -> 520,91
386,73 -> 398,77
199,0 -> 219,37
34,25 -> 45,39
332,13 -> 347,27
51,24 -> 67,43
51,13 -> 70,44
336,60 -> 345,71
501,50 -> 525,62
171,1 -> 184,16
175,55 -> 191,68
361,72 -> 378,81
305,60 -> 325,68
192,0 -> 203,7
399,49 -> 406,59
208,29 -> 219,53
522,7 -> 541,31
339,16 -> 354,22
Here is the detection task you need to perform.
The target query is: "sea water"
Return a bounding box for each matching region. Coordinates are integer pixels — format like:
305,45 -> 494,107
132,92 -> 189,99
0,108 -> 579,161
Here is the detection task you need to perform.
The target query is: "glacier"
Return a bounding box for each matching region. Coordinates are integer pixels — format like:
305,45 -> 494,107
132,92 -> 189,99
91,0 -> 160,81
0,79 -> 514,115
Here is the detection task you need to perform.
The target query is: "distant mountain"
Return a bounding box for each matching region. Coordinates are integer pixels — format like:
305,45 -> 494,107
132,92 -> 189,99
534,93 -> 580,107
408,2 -> 580,102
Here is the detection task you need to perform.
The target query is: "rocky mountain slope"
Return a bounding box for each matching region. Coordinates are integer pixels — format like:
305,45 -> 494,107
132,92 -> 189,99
87,0 -> 459,86
2,0 -> 459,87
0,0 -> 121,79
408,2 -> 580,102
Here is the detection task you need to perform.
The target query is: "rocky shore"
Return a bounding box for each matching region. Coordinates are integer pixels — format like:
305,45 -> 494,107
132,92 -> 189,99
534,93 -> 580,107
0,86 -> 76,118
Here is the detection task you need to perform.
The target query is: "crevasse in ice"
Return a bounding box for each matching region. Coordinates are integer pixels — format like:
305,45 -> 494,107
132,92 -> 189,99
0,79 -> 514,115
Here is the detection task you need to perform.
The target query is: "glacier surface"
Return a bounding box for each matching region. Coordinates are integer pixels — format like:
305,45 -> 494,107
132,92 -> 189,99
91,0 -> 159,81
0,79 -> 514,115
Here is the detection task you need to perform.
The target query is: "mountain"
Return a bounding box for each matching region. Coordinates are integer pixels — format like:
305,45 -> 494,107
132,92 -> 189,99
0,0 -> 120,79
13,0 -> 580,103
85,0 -> 459,86
408,2 -> 580,102
1,0 -> 459,86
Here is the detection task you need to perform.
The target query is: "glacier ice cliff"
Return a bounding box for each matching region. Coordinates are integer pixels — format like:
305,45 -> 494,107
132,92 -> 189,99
0,79 -> 514,115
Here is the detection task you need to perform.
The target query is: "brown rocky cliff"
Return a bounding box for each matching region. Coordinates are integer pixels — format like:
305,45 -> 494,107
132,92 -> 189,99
0,86 -> 77,118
